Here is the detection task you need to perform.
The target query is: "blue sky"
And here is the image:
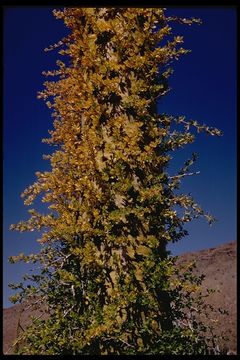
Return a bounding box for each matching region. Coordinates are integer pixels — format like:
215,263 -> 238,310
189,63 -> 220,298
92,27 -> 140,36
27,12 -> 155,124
3,7 -> 236,308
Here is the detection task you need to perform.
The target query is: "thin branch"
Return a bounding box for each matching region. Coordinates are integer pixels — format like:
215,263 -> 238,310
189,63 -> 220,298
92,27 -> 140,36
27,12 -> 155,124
103,336 -> 135,349
169,171 -> 200,180
63,304 -> 76,318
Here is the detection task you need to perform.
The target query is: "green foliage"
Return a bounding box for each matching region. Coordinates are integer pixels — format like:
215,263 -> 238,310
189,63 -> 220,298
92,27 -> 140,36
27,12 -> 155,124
9,8 -> 224,355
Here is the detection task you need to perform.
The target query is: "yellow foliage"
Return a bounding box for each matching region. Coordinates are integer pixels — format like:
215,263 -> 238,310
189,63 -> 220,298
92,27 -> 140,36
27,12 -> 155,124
136,245 -> 151,256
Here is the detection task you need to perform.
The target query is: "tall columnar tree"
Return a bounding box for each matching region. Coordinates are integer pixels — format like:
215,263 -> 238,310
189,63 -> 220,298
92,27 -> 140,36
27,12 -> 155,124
9,8 -> 222,355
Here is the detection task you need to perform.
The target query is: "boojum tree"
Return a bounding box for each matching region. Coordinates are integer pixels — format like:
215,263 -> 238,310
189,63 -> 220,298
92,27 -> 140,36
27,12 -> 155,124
9,8 -> 222,355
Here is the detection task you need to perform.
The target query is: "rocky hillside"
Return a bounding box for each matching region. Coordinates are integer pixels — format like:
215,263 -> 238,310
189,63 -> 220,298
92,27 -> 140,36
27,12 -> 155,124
3,241 -> 237,355
176,241 -> 237,354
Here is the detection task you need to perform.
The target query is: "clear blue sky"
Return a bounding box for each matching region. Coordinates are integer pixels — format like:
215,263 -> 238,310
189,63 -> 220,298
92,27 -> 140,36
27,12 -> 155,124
3,7 -> 236,308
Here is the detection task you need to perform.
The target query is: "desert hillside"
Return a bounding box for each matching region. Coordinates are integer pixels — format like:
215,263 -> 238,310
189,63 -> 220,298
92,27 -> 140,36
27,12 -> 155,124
3,241 -> 237,355
176,240 -> 237,354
